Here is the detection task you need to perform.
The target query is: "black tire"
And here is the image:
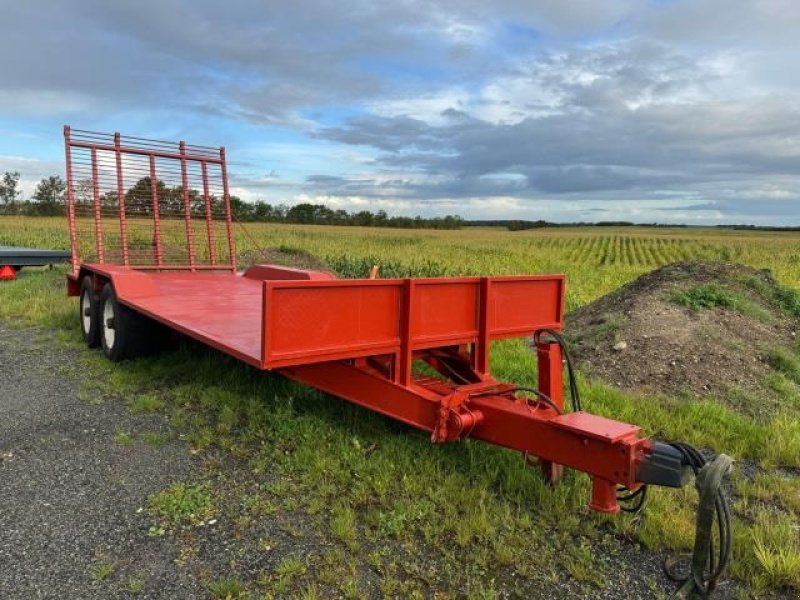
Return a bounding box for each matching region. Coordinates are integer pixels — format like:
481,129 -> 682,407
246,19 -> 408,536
79,275 -> 101,348
99,282 -> 153,361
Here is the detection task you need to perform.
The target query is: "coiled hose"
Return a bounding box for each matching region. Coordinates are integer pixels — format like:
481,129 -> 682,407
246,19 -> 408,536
665,445 -> 734,598
530,329 -> 733,597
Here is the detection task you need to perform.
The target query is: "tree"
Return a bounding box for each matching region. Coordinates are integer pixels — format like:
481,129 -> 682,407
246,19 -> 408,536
229,195 -> 253,220
124,176 -> 168,215
0,171 -> 21,204
33,175 -> 66,205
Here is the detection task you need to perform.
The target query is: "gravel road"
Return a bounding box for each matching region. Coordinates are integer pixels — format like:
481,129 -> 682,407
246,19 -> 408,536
0,322 -> 745,600
0,324 -> 206,599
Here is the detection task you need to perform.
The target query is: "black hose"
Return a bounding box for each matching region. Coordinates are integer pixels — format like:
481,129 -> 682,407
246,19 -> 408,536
533,329 -> 582,412
617,483 -> 648,513
664,443 -> 733,597
513,386 -> 563,415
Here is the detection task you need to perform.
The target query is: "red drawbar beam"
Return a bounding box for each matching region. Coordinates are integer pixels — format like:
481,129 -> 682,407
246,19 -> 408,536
280,359 -> 649,513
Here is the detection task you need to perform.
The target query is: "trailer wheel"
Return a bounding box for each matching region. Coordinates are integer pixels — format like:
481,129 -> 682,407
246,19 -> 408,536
79,276 -> 101,348
99,282 -> 151,361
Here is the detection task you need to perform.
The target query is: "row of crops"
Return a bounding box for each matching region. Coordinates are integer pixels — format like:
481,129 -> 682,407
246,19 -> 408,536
2,217 -> 799,309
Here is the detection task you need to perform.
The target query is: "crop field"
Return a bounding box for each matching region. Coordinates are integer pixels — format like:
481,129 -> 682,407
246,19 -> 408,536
2,215 -> 800,598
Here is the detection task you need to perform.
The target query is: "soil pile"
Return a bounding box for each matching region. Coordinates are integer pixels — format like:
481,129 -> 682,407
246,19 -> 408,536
238,246 -> 331,272
566,261 -> 800,416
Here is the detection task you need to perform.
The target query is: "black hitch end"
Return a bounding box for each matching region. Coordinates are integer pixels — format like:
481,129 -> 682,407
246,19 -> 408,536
636,442 -> 692,488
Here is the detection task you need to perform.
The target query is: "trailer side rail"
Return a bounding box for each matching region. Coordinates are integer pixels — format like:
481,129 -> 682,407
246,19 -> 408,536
260,275 -> 565,373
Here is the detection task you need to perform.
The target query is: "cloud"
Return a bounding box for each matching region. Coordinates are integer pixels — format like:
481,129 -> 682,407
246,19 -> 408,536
312,37 -> 800,222
0,1 -> 799,223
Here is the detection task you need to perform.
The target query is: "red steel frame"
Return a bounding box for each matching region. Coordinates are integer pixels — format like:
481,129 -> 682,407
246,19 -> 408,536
64,126 -> 236,274
65,127 -> 660,513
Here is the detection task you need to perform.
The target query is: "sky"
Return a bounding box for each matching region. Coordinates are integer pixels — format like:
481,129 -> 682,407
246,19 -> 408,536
0,0 -> 799,225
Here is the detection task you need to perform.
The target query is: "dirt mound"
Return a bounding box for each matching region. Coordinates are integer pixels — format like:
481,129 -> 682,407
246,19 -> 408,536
238,246 -> 331,273
566,261 -> 800,417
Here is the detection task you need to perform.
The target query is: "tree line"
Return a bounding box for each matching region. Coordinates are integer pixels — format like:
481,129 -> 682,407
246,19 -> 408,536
0,171 -> 464,229
0,172 -> 67,216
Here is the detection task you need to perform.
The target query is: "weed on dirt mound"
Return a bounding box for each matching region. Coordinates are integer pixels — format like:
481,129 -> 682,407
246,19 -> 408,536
566,260 -> 800,418
238,245 -> 332,272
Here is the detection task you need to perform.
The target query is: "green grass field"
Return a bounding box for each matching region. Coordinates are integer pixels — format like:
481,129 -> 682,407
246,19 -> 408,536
2,216 -> 799,598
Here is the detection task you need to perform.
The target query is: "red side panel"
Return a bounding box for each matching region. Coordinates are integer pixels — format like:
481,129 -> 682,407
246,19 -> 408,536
411,279 -> 479,349
489,276 -> 565,338
263,280 -> 404,368
262,275 -> 565,370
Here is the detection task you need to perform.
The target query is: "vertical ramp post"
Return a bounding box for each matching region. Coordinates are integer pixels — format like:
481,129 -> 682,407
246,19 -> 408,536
537,340 -> 564,483
63,126 -> 79,275
179,141 -> 197,271
201,160 -> 217,266
396,279 -> 415,386
148,155 -> 164,267
113,133 -> 130,266
473,277 -> 491,375
90,147 -> 105,263
220,147 -> 237,272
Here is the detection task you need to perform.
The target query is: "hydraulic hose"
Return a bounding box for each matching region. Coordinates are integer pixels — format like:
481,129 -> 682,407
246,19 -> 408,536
533,329 -> 582,412
665,446 -> 734,598
529,330 -> 733,597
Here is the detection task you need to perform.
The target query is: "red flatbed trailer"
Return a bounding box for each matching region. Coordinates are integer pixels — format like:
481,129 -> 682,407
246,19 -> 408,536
62,127 -> 731,594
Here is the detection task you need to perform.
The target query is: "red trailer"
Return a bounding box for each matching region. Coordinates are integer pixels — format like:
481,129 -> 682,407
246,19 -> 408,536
63,127 -> 731,594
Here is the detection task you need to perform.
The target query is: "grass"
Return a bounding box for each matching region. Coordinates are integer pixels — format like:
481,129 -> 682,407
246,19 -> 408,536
113,430 -> 134,447
89,559 -> 115,582
208,577 -> 246,599
2,218 -> 800,596
770,347 -> 800,384
669,279 -> 774,321
148,482 -> 215,529
670,282 -> 742,311
128,393 -> 164,413
125,575 -> 145,594
141,431 -> 170,447
271,557 -> 308,593
330,504 -> 358,550
751,508 -> 800,589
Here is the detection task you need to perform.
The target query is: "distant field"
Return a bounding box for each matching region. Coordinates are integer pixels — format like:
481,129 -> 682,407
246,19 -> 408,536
2,215 -> 799,596
2,216 -> 799,310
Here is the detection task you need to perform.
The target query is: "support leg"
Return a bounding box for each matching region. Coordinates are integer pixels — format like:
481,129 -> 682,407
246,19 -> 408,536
537,340 -> 564,484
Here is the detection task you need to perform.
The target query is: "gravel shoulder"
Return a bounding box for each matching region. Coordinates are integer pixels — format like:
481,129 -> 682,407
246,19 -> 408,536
0,324 -> 204,599
0,321 -> 747,599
